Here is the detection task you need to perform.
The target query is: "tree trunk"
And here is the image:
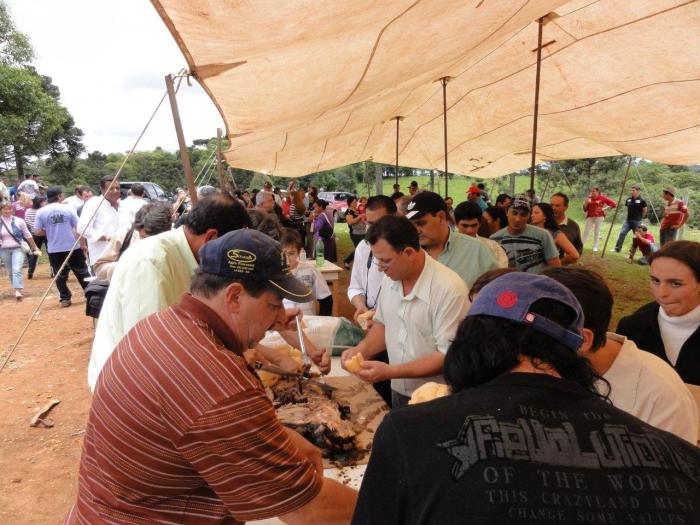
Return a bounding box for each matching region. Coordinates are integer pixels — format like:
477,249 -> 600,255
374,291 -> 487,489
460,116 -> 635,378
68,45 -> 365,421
14,147 -> 25,180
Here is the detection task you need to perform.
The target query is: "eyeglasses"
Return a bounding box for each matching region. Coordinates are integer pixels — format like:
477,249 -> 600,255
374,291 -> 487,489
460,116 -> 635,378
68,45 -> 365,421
372,249 -> 404,270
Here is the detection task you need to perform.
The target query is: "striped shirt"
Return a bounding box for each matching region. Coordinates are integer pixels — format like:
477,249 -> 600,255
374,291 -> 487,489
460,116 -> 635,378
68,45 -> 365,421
66,294 -> 321,524
490,225 -> 560,274
660,198 -> 688,229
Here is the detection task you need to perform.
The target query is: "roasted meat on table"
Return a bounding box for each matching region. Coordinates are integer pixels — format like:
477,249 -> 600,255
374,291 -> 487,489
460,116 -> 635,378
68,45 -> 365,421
271,378 -> 356,454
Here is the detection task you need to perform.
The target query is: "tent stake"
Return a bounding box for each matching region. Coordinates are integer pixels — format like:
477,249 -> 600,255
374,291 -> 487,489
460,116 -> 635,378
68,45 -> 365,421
216,128 -> 226,192
165,74 -> 198,205
440,77 -> 452,197
529,17 -> 544,193
601,156 -> 633,258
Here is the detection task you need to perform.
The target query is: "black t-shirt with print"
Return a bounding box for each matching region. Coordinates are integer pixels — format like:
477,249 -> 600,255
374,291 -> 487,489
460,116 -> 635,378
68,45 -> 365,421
625,197 -> 647,221
352,373 -> 700,525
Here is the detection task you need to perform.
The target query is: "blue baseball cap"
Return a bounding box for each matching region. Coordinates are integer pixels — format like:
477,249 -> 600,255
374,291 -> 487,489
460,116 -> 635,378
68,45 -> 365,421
199,229 -> 313,302
467,272 -> 584,350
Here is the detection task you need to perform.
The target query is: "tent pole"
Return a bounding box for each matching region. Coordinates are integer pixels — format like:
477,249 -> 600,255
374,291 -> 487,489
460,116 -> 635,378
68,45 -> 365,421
440,77 -> 451,197
394,117 -> 401,186
216,128 -> 226,192
165,74 -> 198,205
601,156 -> 633,258
529,17 -> 544,193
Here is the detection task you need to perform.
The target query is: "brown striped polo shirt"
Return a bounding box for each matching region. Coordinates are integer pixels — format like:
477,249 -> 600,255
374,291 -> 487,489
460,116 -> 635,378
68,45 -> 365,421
66,293 -> 321,524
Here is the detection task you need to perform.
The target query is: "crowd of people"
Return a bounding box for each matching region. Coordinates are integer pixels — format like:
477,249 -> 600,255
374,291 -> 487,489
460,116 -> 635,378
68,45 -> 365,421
1,172 -> 699,523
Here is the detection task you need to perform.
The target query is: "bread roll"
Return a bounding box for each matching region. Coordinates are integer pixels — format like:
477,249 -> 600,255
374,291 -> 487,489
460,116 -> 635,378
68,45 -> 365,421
408,382 -> 450,405
257,369 -> 280,388
357,309 -> 375,330
344,353 -> 364,374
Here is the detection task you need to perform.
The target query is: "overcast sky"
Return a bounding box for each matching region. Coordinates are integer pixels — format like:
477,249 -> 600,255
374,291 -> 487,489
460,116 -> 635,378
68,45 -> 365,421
7,0 -> 223,154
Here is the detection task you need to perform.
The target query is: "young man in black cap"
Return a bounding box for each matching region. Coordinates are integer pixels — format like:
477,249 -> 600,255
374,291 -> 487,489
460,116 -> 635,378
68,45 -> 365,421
406,191 -> 498,288
352,272 -> 700,525
613,185 -> 647,252
490,194 -> 560,273
68,229 -> 356,525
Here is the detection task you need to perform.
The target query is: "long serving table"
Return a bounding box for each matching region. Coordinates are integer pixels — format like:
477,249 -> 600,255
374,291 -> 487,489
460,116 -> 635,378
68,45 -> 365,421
249,357 -> 377,525
316,260 -> 343,316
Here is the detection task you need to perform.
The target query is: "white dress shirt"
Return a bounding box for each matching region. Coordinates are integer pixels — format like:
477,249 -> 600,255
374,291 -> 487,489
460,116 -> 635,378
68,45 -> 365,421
347,239 -> 384,309
603,333 -> 698,444
373,254 -> 470,397
119,196 -> 147,228
77,196 -> 121,262
88,227 -> 197,390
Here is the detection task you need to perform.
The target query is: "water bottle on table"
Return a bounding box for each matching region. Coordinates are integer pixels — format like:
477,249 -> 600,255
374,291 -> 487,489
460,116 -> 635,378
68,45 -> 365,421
315,238 -> 325,267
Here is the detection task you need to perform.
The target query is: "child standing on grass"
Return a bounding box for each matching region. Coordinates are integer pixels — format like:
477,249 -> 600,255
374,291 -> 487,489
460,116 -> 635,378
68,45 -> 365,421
280,228 -> 333,316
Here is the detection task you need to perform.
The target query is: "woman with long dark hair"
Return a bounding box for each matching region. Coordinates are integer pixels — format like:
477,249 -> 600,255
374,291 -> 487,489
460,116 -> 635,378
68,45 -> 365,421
342,195 -> 366,269
312,198 -> 337,262
618,240 -> 700,384
530,202 -> 580,265
24,195 -> 48,279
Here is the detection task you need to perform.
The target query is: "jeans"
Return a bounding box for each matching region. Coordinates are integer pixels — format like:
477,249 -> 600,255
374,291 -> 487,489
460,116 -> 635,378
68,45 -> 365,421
660,227 -> 677,246
582,216 -> 605,251
614,220 -> 641,251
0,247 -> 26,289
48,249 -> 91,301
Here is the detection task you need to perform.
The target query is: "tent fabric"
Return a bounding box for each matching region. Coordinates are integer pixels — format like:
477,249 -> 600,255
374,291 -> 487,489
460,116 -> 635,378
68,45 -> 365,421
151,0 -> 700,178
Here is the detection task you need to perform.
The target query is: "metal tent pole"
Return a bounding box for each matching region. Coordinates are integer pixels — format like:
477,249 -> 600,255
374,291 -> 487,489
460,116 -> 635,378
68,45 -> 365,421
165,74 -> 198,205
529,17 -> 544,193
601,156 -> 633,257
440,77 -> 452,197
393,117 -> 404,186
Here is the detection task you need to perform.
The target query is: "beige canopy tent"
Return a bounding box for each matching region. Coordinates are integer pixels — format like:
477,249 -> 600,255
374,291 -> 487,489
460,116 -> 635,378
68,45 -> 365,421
151,0 -> 700,179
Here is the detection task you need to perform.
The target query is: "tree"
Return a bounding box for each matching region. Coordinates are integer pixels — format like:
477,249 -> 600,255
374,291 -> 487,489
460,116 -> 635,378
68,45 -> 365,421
0,1 -> 34,66
0,4 -> 84,178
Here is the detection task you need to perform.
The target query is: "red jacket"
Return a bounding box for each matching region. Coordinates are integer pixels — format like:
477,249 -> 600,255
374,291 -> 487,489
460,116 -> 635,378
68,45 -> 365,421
583,194 -> 616,218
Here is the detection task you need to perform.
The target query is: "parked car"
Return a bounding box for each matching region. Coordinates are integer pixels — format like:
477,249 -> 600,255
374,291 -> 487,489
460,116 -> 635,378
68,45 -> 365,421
318,191 -> 355,221
119,181 -> 171,203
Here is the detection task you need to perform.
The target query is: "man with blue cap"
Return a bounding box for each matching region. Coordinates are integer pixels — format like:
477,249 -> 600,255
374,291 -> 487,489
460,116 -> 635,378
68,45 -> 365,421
353,273 -> 700,525
67,229 -> 357,525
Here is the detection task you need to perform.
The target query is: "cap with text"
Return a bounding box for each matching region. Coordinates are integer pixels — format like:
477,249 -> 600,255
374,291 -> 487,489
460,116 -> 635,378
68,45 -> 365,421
198,229 -> 313,302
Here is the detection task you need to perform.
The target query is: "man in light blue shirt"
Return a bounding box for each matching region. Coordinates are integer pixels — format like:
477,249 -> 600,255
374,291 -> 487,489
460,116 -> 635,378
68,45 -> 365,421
34,187 -> 91,307
406,191 -> 498,289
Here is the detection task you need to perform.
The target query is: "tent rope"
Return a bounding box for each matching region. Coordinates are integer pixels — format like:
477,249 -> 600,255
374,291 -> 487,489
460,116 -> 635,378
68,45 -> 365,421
601,156 -> 633,256
0,72 -> 187,374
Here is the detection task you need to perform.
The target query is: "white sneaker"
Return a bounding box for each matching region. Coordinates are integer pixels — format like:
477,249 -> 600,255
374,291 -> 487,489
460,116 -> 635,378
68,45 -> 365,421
592,248 -> 599,252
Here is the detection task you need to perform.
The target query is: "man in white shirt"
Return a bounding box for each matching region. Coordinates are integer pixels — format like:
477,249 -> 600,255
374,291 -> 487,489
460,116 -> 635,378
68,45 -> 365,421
88,195 -> 251,390
347,195 -> 397,321
119,182 -> 148,228
17,173 -> 42,198
78,176 -> 122,264
544,266 -> 698,444
342,215 -> 470,408
62,185 -> 93,210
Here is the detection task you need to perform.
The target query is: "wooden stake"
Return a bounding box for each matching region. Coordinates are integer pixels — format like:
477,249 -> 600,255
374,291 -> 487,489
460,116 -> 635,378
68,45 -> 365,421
165,74 -> 197,206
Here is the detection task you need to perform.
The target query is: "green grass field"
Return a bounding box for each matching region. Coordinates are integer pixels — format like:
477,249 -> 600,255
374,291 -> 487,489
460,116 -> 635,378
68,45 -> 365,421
337,172 -> 698,326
